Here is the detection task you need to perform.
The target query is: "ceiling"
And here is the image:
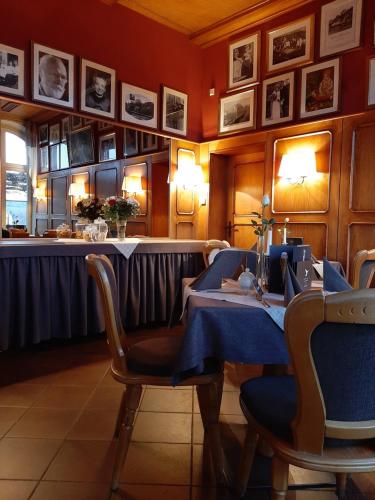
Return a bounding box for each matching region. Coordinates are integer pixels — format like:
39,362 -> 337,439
0,99 -> 59,123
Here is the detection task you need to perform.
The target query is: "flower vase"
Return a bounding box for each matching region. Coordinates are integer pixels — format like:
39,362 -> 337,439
75,218 -> 89,239
116,219 -> 127,241
256,235 -> 267,289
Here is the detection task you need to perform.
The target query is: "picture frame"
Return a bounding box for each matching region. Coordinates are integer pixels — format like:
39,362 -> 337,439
266,15 -> 314,74
262,72 -> 294,127
228,32 -> 260,89
97,121 -> 111,130
162,136 -> 170,149
219,88 -> 256,135
68,126 -> 95,167
32,42 -> 74,108
71,115 -> 82,130
50,144 -> 60,171
367,57 -> 375,108
140,132 -> 158,153
121,82 -> 158,129
60,142 -> 69,169
39,145 -> 49,173
84,118 -> 94,125
38,123 -> 48,145
98,132 -> 117,162
124,128 -> 139,157
61,116 -> 70,141
49,123 -> 60,145
162,86 -> 188,136
0,43 -> 24,97
300,58 -> 340,119
320,0 -> 362,58
80,58 -> 116,119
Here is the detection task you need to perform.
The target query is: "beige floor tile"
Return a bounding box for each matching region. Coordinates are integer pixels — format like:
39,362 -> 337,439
140,388 -> 193,413
32,385 -> 93,409
67,409 -> 118,440
193,413 -> 204,444
289,465 -> 335,485
0,437 -> 61,479
0,384 -> 47,407
192,444 -> 216,486
219,392 -> 242,416
133,411 -> 192,443
30,481 -> 111,500
121,441 -> 191,485
0,407 -> 28,437
44,440 -> 116,482
112,484 -> 190,500
48,360 -> 109,386
99,370 -> 123,387
0,479 -> 37,500
6,408 -> 79,439
86,385 -> 124,410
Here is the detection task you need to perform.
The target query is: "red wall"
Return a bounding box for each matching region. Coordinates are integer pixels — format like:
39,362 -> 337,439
1,0 -> 203,141
201,0 -> 375,140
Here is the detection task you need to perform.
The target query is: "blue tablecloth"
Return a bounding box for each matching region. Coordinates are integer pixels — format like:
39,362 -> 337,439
172,296 -> 289,384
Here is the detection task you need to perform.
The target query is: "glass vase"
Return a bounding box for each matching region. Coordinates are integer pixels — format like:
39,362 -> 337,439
116,219 -> 127,241
256,234 -> 267,289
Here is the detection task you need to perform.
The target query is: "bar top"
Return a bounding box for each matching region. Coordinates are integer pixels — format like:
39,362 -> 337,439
0,237 -> 206,258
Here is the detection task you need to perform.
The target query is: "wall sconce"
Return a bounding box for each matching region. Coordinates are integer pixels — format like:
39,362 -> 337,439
278,149 -> 317,185
174,164 -> 207,205
33,185 -> 46,201
68,182 -> 86,198
122,175 -> 144,196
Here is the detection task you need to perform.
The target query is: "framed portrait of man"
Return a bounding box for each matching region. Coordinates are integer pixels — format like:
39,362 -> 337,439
68,126 -> 95,166
121,83 -> 158,129
228,33 -> 259,89
32,43 -> 74,108
162,86 -> 188,136
219,88 -> 256,135
300,58 -> 340,118
262,72 -> 294,127
320,0 -> 362,57
0,43 -> 24,97
80,59 -> 116,119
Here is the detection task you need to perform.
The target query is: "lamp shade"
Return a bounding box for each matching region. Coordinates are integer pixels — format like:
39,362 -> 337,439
122,175 -> 143,194
68,182 -> 86,197
278,149 -> 317,180
174,164 -> 204,189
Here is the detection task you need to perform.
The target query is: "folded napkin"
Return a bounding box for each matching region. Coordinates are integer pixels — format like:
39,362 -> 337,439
323,258 -> 352,292
284,262 -> 302,306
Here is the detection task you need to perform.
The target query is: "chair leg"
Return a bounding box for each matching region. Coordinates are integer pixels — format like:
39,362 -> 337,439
196,380 -> 229,486
271,456 -> 289,499
113,388 -> 127,438
336,473 -> 348,498
111,384 -> 142,491
236,427 -> 259,497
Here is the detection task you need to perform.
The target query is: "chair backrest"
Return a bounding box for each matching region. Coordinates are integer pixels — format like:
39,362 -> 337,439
203,239 -> 231,267
352,249 -> 375,288
285,289 -> 375,455
86,254 -> 126,374
43,230 -> 58,238
191,248 -> 256,291
9,229 -> 29,238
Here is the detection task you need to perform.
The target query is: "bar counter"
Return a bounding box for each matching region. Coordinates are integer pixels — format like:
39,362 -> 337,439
0,238 -> 205,349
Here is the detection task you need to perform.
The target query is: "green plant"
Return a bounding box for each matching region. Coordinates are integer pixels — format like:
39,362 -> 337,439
102,196 -> 140,221
250,194 -> 275,236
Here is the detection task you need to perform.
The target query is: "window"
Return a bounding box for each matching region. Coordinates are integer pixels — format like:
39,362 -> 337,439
5,131 -> 27,165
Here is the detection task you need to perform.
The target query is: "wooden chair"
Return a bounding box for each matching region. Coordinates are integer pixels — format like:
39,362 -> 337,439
352,249 -> 375,289
203,239 -> 230,268
9,229 -> 29,238
43,230 -> 57,238
237,288 -> 375,498
86,254 -> 227,491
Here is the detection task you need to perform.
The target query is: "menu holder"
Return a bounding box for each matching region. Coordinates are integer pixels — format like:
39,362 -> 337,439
268,244 -> 312,293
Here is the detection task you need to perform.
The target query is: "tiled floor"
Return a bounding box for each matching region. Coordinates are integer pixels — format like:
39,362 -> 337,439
0,328 -> 373,500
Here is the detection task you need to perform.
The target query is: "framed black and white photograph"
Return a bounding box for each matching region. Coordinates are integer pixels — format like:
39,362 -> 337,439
219,88 -> 256,135
162,86 -> 188,136
38,124 -> 48,145
367,57 -> 375,108
61,117 -> 69,141
266,16 -> 314,73
49,123 -> 60,145
124,128 -> 139,157
0,43 -> 24,97
229,33 -> 259,89
32,43 -> 74,108
121,83 -> 158,129
141,132 -> 158,153
68,126 -> 95,167
39,145 -> 49,173
80,59 -> 116,119
262,72 -> 294,127
300,58 -> 340,118
320,0 -> 362,57
50,144 -> 60,171
99,133 -> 116,162
60,142 -> 69,169
71,115 -> 82,130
